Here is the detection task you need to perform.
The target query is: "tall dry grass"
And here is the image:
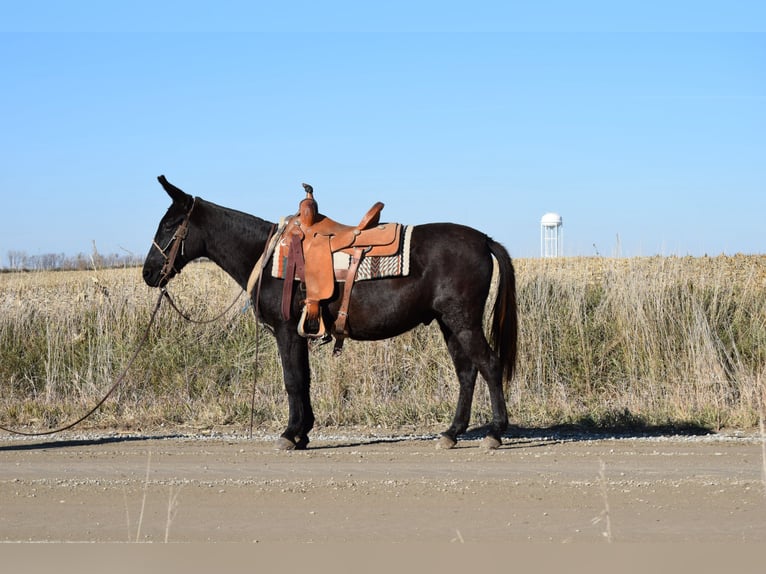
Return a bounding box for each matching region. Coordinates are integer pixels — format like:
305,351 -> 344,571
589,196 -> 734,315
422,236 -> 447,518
513,256 -> 766,430
1,255 -> 765,433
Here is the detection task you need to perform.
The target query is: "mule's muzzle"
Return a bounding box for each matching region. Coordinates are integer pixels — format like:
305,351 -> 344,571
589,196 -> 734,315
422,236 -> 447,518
142,261 -> 170,288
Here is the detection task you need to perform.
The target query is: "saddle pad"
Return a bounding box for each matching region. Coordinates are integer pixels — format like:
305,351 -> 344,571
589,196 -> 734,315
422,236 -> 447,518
272,225 -> 413,282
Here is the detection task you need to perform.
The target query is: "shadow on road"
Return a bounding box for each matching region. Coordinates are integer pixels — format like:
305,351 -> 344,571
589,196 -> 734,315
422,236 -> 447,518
0,418 -> 714,452
0,433 -> 186,452
307,420 -> 714,451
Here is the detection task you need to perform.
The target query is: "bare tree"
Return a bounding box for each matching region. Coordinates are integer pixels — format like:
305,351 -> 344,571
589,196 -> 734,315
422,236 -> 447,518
6,250 -> 27,270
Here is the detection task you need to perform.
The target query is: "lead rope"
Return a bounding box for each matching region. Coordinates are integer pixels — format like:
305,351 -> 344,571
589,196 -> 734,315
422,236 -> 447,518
0,200 -> 194,437
0,288 -> 166,437
162,288 -> 243,324
248,287 -> 263,440
247,223 -> 278,439
1,221 -> 280,439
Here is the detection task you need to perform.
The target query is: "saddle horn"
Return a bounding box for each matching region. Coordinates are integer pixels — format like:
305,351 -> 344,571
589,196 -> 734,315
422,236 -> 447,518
299,182 -> 319,227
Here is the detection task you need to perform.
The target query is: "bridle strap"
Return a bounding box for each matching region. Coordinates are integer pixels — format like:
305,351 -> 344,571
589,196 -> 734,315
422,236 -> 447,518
158,198 -> 197,281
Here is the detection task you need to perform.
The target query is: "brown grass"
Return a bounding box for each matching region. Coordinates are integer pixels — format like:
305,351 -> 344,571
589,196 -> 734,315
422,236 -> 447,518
1,255 -> 765,433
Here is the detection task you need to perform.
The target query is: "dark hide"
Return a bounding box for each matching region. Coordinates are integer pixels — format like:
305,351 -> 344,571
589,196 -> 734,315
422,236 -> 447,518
143,176 -> 517,449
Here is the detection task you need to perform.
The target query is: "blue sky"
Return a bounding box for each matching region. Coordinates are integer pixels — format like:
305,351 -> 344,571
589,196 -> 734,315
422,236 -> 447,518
1,2 -> 764,265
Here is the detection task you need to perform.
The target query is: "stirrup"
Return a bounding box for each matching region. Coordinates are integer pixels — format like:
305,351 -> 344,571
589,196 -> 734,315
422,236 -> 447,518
297,306 -> 327,339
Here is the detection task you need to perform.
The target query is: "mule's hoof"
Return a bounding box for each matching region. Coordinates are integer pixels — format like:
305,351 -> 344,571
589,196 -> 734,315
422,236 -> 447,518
437,434 -> 457,450
275,437 -> 297,451
481,436 -> 502,450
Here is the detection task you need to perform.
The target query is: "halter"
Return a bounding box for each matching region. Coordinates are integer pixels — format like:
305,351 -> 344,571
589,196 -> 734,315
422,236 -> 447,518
152,197 -> 197,282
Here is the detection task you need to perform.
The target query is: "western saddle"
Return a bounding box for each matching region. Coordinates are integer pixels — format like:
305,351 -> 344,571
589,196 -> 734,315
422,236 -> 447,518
279,184 -> 402,354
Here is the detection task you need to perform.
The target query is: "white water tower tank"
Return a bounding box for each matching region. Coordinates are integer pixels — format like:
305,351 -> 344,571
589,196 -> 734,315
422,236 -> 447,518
540,212 -> 563,257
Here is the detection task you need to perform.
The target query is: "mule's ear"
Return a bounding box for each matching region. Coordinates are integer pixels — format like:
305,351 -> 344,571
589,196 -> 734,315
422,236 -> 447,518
157,175 -> 192,205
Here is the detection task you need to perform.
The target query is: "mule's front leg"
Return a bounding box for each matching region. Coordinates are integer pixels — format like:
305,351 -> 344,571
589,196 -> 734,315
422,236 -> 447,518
275,326 -> 314,450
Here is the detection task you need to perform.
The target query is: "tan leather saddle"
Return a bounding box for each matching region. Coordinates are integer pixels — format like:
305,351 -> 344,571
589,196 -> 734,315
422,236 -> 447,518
280,184 -> 402,353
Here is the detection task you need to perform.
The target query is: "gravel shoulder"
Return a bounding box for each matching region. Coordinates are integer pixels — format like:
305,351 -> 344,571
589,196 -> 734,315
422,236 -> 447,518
1,428 -> 765,543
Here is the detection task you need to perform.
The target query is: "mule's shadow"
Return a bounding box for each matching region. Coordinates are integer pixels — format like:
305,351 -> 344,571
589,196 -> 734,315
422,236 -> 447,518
307,420 -> 714,451
0,419 -> 714,452
0,433 -> 186,452
471,420 -> 713,450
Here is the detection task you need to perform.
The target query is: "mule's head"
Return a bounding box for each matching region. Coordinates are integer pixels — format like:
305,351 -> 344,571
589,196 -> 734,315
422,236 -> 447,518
142,175 -> 200,287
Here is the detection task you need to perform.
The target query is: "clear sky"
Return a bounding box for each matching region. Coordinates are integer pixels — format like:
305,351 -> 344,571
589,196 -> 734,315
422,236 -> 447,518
2,2 -> 764,265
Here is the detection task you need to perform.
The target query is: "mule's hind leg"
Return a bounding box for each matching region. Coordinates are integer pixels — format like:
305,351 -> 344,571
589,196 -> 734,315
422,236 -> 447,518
439,318 -> 508,449
437,321 -> 478,449
460,328 -> 508,448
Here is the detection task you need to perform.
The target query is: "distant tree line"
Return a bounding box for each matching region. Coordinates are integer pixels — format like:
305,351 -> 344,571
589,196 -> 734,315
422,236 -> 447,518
3,249 -> 143,272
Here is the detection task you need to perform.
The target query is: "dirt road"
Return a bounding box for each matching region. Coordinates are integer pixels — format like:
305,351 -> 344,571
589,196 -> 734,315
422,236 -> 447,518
1,428 -> 764,543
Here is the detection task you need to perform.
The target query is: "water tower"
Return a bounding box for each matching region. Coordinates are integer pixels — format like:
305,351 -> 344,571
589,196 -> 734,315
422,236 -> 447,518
540,212 -> 563,257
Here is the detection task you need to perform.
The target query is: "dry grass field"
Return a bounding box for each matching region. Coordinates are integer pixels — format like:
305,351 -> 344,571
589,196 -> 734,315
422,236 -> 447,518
1,255 -> 765,435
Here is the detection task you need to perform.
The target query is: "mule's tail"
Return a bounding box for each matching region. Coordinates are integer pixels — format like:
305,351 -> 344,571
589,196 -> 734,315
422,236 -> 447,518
488,239 -> 518,384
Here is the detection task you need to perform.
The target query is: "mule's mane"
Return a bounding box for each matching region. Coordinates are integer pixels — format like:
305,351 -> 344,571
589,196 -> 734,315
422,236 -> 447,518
197,196 -> 269,224
191,197 -> 275,290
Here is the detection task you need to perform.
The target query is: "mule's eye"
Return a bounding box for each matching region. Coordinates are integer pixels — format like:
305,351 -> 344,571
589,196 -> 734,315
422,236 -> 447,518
163,218 -> 181,232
